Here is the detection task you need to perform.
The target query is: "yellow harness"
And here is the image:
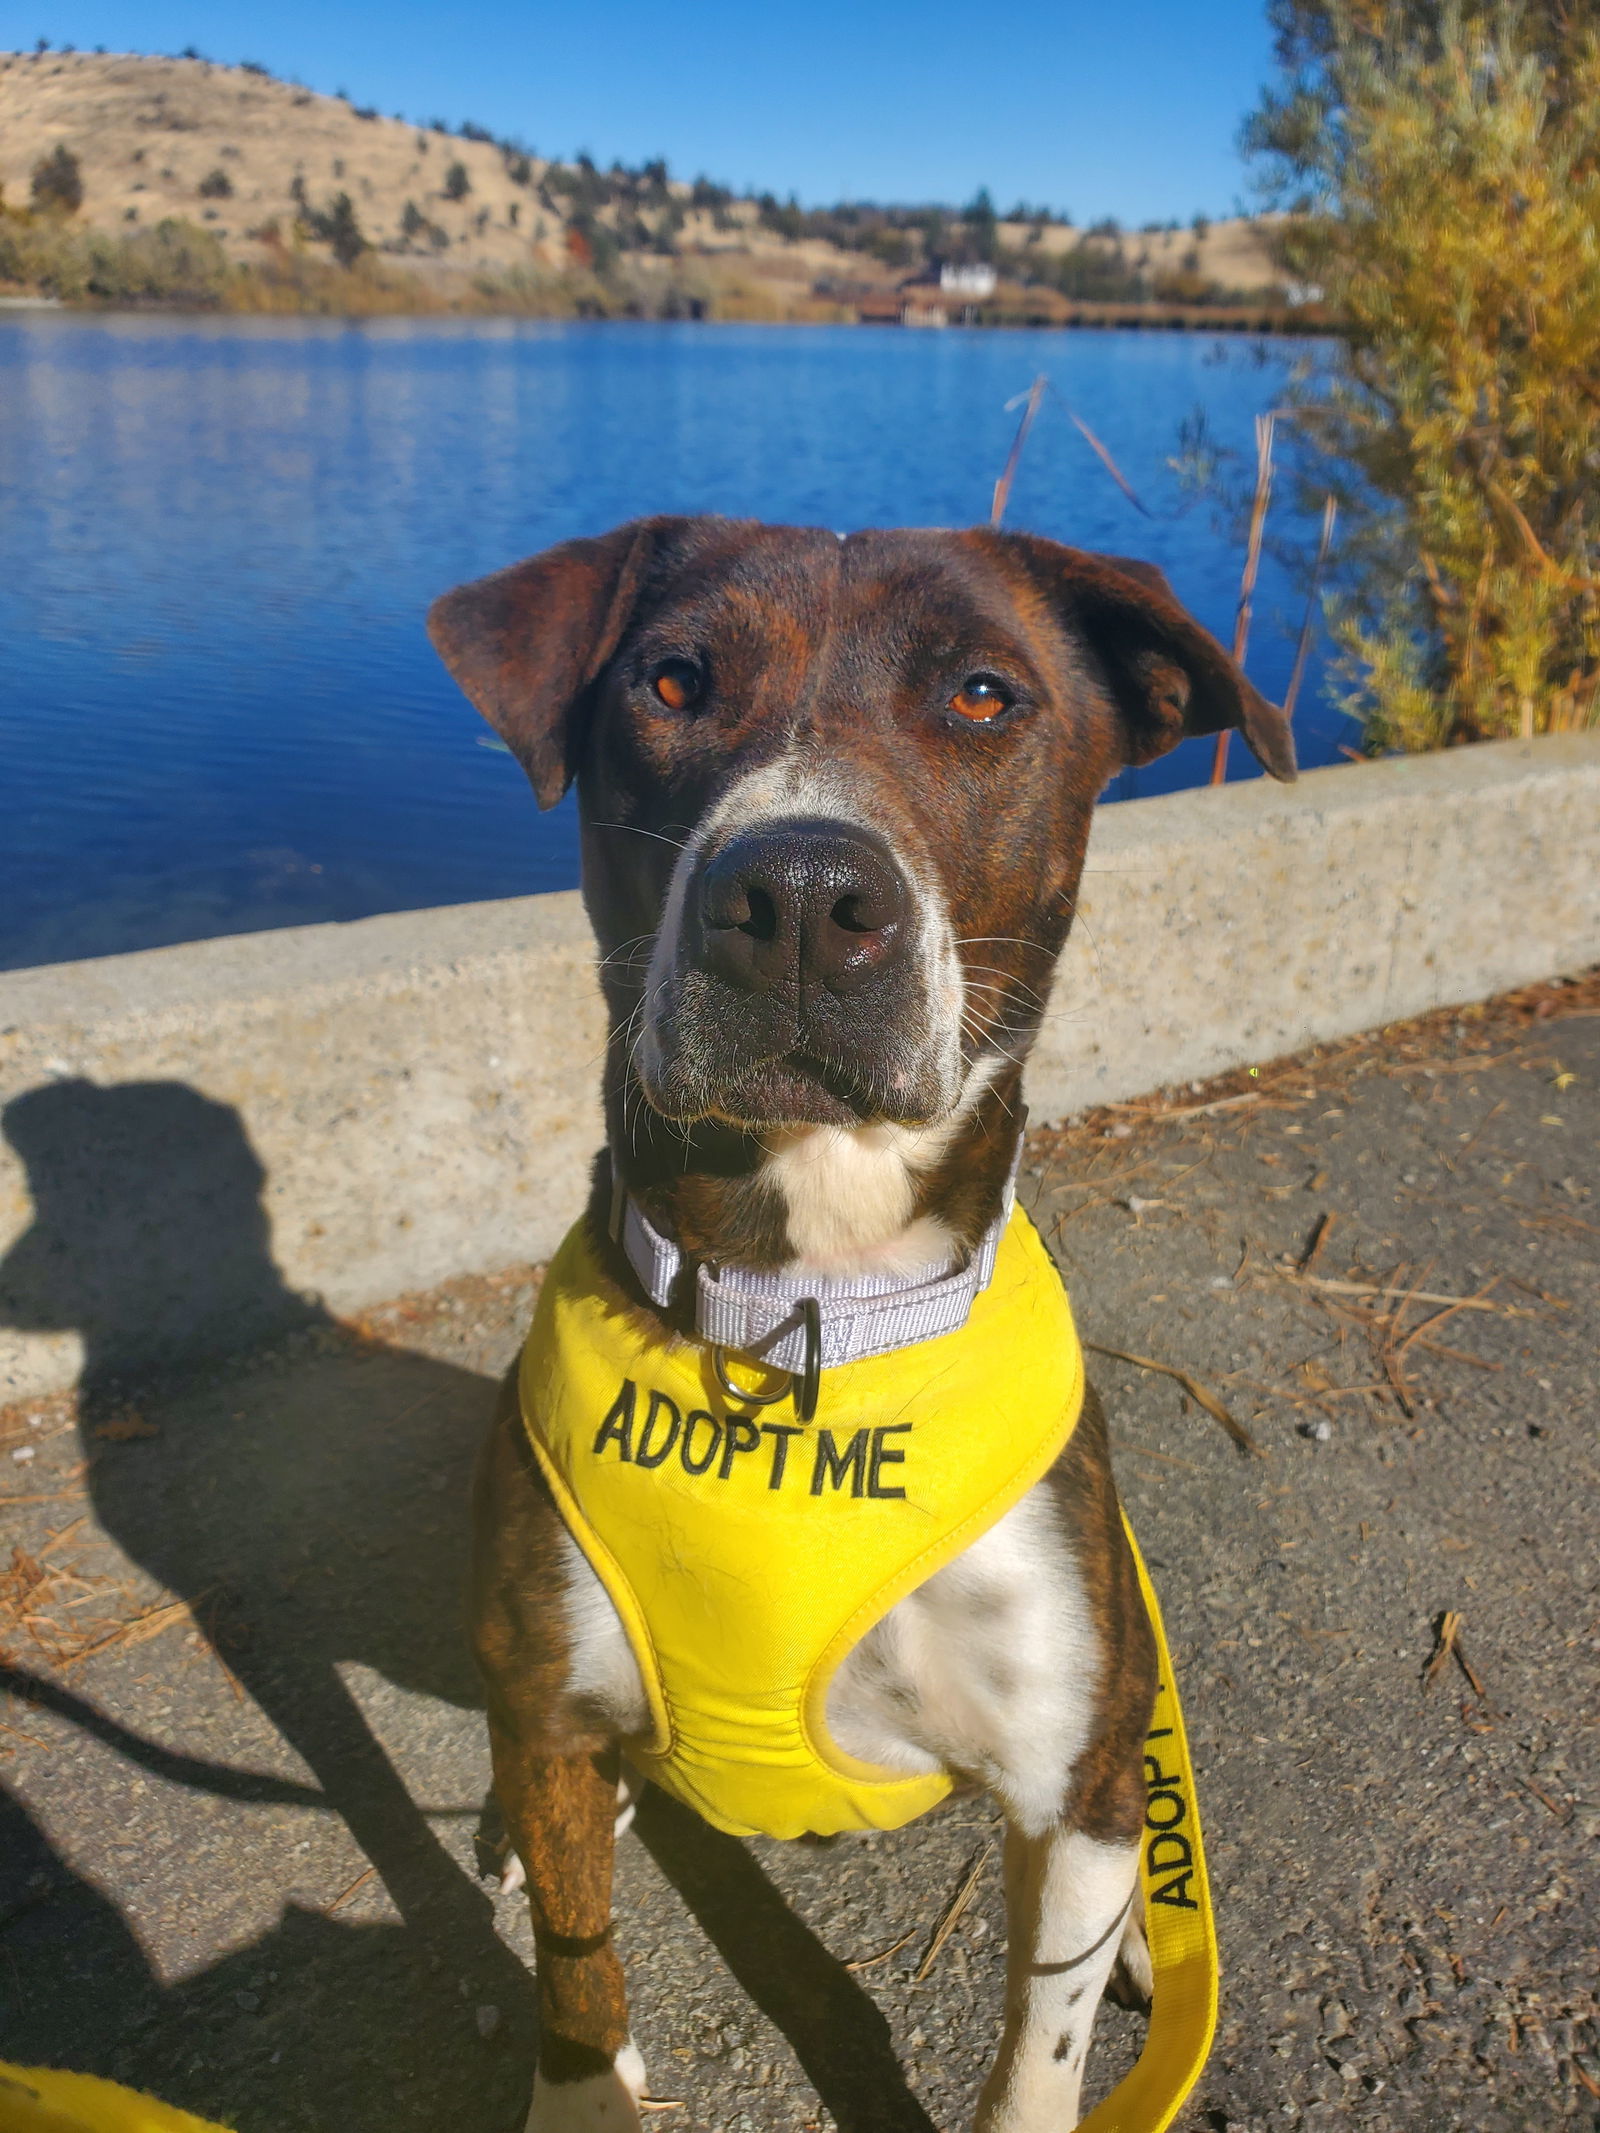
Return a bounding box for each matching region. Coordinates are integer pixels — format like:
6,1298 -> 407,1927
521,1204 -> 1083,1840
519,1203 -> 1217,2130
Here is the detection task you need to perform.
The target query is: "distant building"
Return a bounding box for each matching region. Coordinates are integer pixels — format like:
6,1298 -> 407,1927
853,288 -> 948,327
938,261 -> 997,298
851,258 -> 999,326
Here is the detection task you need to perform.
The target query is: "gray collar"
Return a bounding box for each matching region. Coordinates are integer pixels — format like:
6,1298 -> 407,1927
609,1133 -> 1024,1416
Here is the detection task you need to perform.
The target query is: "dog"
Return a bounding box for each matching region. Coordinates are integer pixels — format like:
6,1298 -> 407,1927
428,517 -> 1294,2133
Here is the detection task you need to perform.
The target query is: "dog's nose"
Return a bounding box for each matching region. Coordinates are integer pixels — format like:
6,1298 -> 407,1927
698,821 -> 909,998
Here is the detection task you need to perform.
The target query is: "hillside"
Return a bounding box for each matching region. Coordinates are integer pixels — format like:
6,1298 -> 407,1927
0,48 -> 1286,318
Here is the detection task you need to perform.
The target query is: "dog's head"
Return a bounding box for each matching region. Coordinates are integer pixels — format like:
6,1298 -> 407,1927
431,516 -> 1292,1138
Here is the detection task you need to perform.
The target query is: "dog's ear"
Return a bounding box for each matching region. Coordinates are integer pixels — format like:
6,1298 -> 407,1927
427,516 -> 690,809
989,534 -> 1297,782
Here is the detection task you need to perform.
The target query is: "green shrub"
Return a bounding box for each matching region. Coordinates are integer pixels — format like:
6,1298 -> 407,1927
198,167 -> 233,199
1251,3 -> 1600,748
0,213 -> 229,305
298,191 -> 367,268
31,144 -> 84,214
400,198 -> 446,248
225,242 -> 439,315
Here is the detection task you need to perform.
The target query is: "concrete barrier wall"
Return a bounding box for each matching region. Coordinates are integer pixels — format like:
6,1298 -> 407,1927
1027,732 -> 1600,1111
3,734 -> 1597,1401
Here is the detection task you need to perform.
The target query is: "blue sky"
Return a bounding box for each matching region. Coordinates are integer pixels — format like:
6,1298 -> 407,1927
2,2 -> 1277,223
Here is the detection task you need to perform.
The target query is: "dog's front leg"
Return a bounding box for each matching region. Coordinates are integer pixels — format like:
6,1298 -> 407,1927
974,1817 -> 1141,2133
492,1723 -> 646,2132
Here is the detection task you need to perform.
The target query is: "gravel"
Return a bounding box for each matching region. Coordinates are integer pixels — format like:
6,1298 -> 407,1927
1,971 -> 1595,2131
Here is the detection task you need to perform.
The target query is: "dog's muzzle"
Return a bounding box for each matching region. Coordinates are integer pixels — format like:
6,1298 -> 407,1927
639,813 -> 953,1126
691,819 -> 911,1004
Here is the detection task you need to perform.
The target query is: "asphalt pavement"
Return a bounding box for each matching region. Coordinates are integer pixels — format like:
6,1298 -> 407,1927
2,969 -> 1596,2133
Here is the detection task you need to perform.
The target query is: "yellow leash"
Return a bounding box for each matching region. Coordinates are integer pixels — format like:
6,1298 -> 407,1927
0,2066 -> 233,2133
1077,1515 -> 1219,2133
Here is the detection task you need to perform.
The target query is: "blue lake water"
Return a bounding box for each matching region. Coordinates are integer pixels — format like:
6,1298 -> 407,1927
0,316 -> 1346,973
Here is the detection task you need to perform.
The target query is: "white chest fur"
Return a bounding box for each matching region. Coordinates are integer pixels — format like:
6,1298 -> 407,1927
759,1064 -> 1000,1278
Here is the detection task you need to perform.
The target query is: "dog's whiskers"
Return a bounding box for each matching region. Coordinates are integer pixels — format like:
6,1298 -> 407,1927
591,820 -> 692,854
956,934 -> 1054,956
597,931 -> 656,977
962,964 -> 1050,1007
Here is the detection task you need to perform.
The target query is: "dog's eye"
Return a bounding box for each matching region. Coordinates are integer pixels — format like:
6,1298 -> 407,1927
650,660 -> 702,712
949,675 -> 1014,721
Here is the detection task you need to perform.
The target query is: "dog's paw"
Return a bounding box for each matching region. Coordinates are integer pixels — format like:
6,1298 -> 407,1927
615,1761 -> 642,1838
1103,1908 -> 1153,2015
525,2044 -> 648,2132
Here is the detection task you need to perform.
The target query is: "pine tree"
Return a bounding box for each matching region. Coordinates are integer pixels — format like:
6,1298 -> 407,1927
31,144 -> 84,214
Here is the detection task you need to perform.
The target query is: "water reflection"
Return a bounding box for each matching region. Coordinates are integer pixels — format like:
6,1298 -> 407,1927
1,317 -> 1341,971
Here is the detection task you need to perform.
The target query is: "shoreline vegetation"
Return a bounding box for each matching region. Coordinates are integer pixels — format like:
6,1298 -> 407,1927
0,46 -> 1327,329
0,234 -> 1327,331
1250,0 -> 1599,748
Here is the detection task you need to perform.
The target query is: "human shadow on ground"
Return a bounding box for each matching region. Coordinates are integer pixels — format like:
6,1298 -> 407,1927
635,1788 -> 939,2133
0,1079 -> 943,2133
0,1079 -> 529,2128
0,1776 -> 534,2131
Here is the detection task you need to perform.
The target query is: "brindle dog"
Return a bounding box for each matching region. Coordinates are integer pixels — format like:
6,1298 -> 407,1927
429,518 -> 1294,2133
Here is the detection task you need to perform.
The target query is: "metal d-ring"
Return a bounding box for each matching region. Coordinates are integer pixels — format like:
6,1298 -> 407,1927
712,1347 -> 792,1408
712,1297 -> 821,1423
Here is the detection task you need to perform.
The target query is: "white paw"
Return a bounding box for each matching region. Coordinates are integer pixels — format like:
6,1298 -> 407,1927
1107,1907 -> 1153,2011
615,1761 -> 642,1837
499,1847 -> 527,1896
526,2043 -> 648,2131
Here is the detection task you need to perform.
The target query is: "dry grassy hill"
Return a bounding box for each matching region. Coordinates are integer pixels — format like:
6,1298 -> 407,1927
0,49 -> 648,281
0,48 -> 888,311
0,47 -> 1282,316
1005,212 -> 1283,293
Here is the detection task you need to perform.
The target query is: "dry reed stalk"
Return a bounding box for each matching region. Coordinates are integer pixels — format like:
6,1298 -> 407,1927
1518,1779 -> 1569,1823
325,1864 -> 376,1915
991,375 -> 1048,528
58,1592 -> 210,1671
913,1838 -> 995,1981
1281,495 -> 1338,725
1392,1279 -> 1502,1367
1085,1343 -> 1266,1459
1055,394 -> 1153,518
1424,1610 -> 1490,1702
1279,1274 -> 1517,1313
1123,1442 -> 1202,1473
37,1515 -> 87,1553
1423,1609 -> 1465,1690
845,1926 -> 918,1972
1376,1259 -> 1436,1416
1211,412 -> 1276,784
990,375 -> 1154,529
1299,1210 -> 1336,1273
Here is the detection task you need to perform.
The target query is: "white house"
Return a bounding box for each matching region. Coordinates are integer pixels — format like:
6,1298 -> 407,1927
938,262 -> 998,298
